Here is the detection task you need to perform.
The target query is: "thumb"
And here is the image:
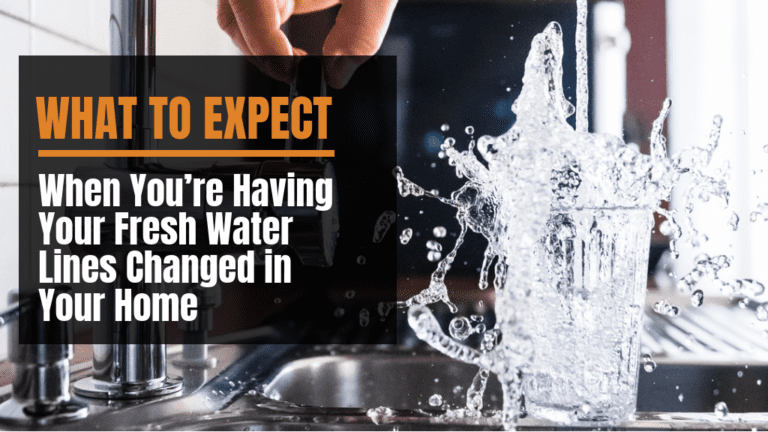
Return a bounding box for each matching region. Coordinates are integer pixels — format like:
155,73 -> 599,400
322,0 -> 398,89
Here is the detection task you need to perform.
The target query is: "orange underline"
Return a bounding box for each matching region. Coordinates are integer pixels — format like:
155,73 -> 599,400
38,150 -> 334,158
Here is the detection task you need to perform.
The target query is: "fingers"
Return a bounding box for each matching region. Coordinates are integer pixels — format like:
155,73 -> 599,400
322,0 -> 398,88
217,0 -> 398,88
293,0 -> 341,15
228,0 -> 295,55
218,0 -> 303,83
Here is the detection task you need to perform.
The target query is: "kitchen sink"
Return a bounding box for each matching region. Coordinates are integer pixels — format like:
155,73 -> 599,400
4,303 -> 768,430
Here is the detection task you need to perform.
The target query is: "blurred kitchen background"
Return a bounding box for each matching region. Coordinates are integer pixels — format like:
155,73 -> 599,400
1,0 -> 767,378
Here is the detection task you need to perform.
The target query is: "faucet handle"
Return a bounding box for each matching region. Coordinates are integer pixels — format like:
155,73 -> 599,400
0,288 -> 88,425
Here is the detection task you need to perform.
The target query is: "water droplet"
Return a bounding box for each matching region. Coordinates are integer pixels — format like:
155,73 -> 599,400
758,380 -> 762,386
429,394 -> 443,407
359,308 -> 370,327
372,210 -> 397,243
357,255 -> 366,265
465,126 -> 475,135
449,316 -> 473,340
442,138 -> 456,151
481,330 -> 498,351
334,307 -> 345,318
756,305 -> 768,321
505,87 -> 511,92
427,251 -> 442,262
465,368 -> 490,412
653,300 -> 680,317
750,211 -> 761,222
737,370 -> 744,378
400,228 -> 413,244
470,314 -> 483,322
659,220 -> 672,236
453,385 -> 463,395
430,189 -> 440,195
345,290 -> 355,299
440,124 -> 450,132
678,393 -> 684,402
248,389 -> 257,395
509,36 -> 514,40
714,401 -> 729,419
438,150 -> 446,159
426,240 -> 442,251
366,407 -> 394,425
643,354 -> 657,373
475,323 -> 486,333
728,212 -> 739,231
433,226 -> 447,238
274,297 -> 282,304
691,290 -> 704,307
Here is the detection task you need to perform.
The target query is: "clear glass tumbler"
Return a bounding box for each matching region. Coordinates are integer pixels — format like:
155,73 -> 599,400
522,208 -> 653,423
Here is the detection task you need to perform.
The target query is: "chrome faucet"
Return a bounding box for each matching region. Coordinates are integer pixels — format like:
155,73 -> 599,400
0,289 -> 87,425
72,0 -> 183,400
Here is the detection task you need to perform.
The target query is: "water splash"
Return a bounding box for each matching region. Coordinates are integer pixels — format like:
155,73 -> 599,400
397,0 -> 761,428
466,368 -> 490,412
399,13 -> 656,426
366,407 -> 394,425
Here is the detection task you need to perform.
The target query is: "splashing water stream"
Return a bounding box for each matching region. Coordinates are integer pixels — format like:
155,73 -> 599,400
396,0 -> 764,429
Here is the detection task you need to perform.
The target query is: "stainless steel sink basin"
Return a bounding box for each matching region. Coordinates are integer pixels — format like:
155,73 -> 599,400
262,302 -> 768,415
263,349 -> 503,411
262,349 -> 768,414
213,343 -> 768,430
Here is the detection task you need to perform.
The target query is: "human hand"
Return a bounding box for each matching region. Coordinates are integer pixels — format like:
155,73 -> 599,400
217,0 -> 398,88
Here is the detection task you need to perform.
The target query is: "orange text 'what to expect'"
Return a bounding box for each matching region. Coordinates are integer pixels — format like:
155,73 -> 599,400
35,96 -> 332,141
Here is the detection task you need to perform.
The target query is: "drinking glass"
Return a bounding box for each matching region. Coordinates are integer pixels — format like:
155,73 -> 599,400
522,207 -> 653,423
